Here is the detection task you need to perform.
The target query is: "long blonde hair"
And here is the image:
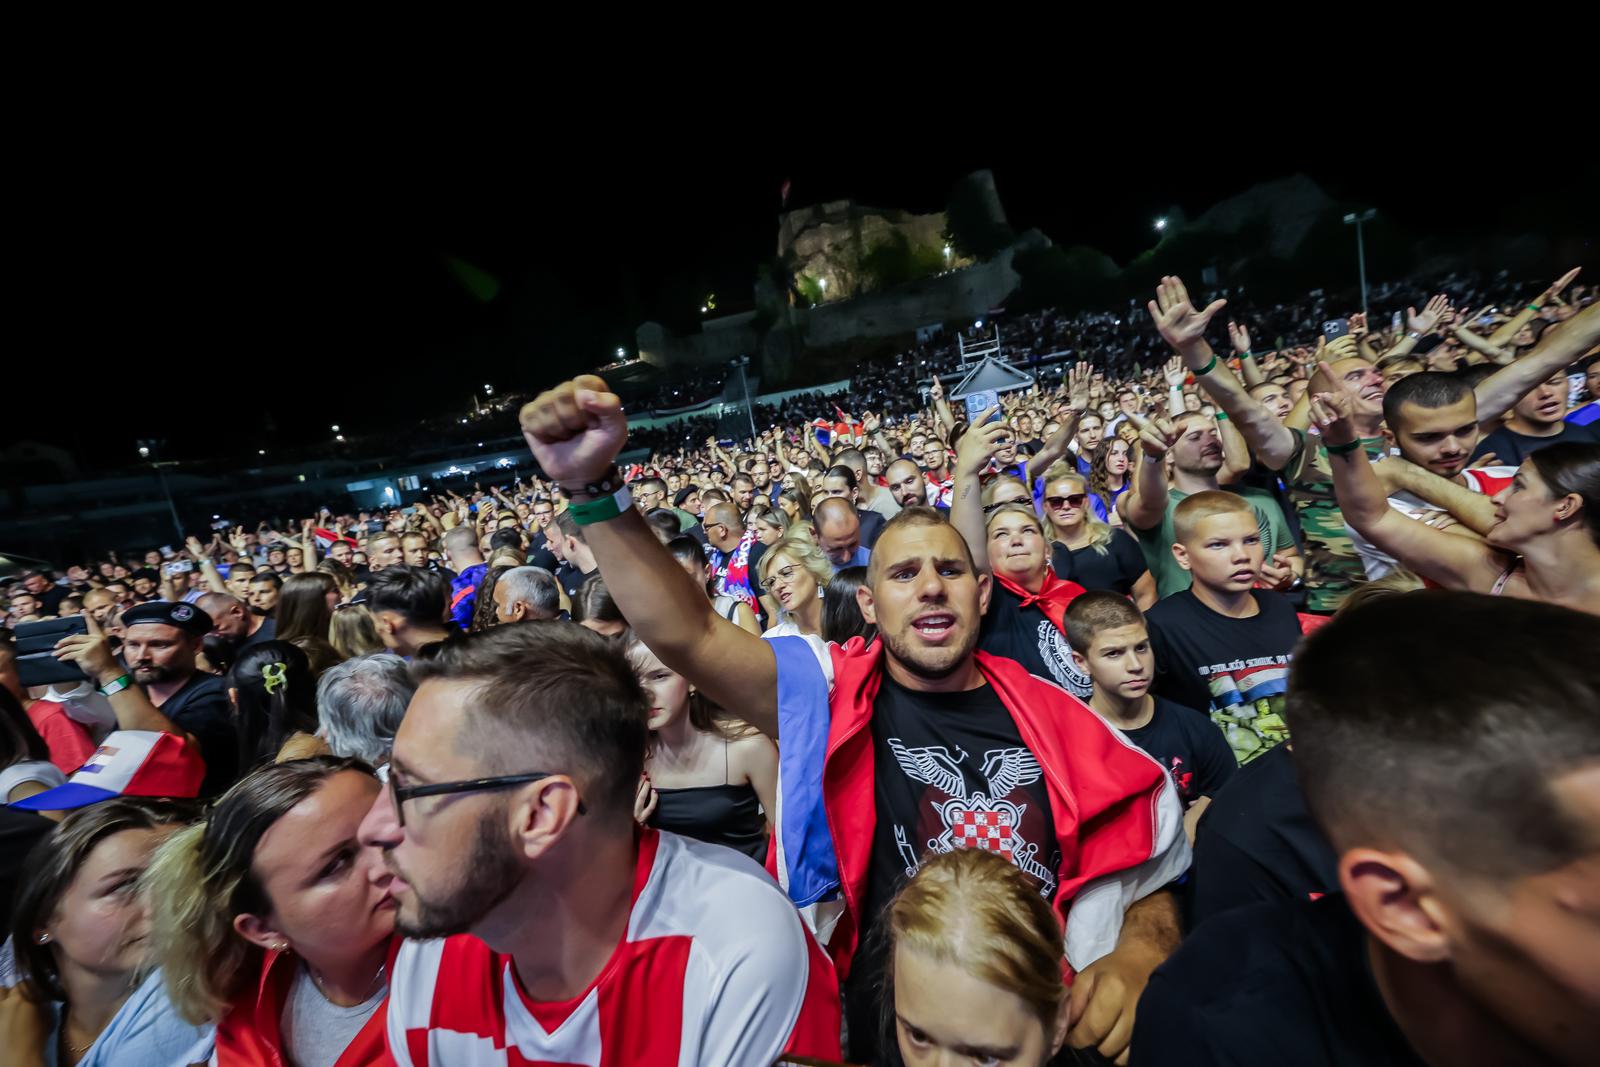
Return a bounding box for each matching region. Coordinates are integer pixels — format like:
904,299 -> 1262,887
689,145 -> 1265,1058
1041,465 -> 1113,556
887,848 -> 1065,1038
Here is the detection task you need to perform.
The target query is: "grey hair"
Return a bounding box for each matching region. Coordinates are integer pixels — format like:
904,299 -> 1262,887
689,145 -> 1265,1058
496,566 -> 561,618
314,653 -> 416,764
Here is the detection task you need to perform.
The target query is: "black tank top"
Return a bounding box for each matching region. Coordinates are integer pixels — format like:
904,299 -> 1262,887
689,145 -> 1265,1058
651,783 -> 769,863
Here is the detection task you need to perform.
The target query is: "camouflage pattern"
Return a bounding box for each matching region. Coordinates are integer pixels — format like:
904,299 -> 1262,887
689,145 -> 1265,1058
1279,429 -> 1387,614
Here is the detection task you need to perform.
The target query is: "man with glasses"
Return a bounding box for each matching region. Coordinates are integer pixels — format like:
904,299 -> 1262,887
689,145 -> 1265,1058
702,502 -> 763,609
361,623 -> 841,1065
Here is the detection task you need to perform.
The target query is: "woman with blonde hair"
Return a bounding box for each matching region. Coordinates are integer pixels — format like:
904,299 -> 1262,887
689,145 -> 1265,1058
145,756 -> 397,1067
748,506 -> 789,546
330,601 -> 384,659
755,527 -> 833,639
274,573 -> 342,675
879,848 -> 1069,1066
1041,464 -> 1156,608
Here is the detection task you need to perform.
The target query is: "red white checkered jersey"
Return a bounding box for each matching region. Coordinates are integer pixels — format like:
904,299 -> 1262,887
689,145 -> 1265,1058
385,828 -> 841,1067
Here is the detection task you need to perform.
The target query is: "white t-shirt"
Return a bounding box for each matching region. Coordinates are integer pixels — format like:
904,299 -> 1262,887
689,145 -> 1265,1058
1349,466 -> 1514,581
0,760 -> 64,804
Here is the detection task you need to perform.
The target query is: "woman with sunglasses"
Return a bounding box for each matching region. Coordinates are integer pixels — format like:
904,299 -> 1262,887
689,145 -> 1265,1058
1088,437 -> 1133,525
1042,466 -> 1157,608
146,756 -> 398,1067
623,631 -> 778,864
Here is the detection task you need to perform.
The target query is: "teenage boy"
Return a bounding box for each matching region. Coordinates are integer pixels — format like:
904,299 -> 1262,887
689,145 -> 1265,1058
1144,491 -> 1304,765
1067,592 -> 1237,843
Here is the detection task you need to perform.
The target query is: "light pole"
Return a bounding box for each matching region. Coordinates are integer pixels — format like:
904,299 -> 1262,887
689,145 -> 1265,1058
137,439 -> 185,546
1343,209 -> 1377,314
732,356 -> 758,440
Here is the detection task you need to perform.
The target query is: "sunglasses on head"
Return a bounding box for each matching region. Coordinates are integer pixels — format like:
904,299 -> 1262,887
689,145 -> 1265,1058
1045,494 -> 1088,509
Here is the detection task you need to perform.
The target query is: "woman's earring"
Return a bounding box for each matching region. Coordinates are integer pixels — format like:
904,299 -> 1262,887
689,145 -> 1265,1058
37,933 -> 50,945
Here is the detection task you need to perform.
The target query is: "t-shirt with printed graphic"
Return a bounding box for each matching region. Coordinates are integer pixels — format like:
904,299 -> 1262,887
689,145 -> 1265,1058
1276,429 -> 1387,613
1145,589 -> 1301,765
1120,697 -> 1238,809
845,674 -> 1061,1062
978,581 -> 1094,699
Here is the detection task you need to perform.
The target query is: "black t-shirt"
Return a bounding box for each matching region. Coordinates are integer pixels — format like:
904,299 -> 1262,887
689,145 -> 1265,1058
234,615 -> 277,654
554,562 -> 594,601
1050,529 -> 1150,597
1145,589 -> 1301,766
1190,742 -> 1337,929
37,584 -> 70,615
526,532 -> 559,573
857,508 -> 886,550
1016,437 -> 1045,456
977,581 -> 1093,698
1122,697 -> 1237,809
1471,420 -> 1597,465
1131,894 -> 1424,1066
158,673 -> 238,796
845,675 -> 1061,1062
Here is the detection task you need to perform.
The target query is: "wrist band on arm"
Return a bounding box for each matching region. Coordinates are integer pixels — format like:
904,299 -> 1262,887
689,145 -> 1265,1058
1196,354 -> 1218,376
1527,303 -> 1542,312
98,674 -> 133,697
1214,410 -> 1229,422
568,485 -> 634,526
1325,439 -> 1364,457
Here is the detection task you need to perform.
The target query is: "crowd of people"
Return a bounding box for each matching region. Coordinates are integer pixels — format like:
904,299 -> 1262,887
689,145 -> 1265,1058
2,262 -> 1598,1066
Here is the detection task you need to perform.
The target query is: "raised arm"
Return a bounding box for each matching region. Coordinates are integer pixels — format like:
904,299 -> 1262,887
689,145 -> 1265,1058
1031,363 -> 1091,474
523,377 -> 780,739
1117,412 -> 1178,532
53,615 -> 194,743
928,374 -> 956,435
1147,275 -> 1298,470
184,537 -> 229,594
1451,324 -> 1515,366
1370,456 -> 1497,537
1474,301 -> 1600,423
1228,322 -> 1266,388
1486,266 -> 1580,346
1309,390 -> 1502,591
949,410 -> 1012,577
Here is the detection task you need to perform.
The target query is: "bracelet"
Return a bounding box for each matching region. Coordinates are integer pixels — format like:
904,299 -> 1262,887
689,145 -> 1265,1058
1526,303 -> 1542,312
568,485 -> 633,526
98,674 -> 133,697
1325,439 -> 1364,457
1195,354 -> 1218,376
1239,350 -> 1253,360
1214,410 -> 1229,422
1405,330 -> 1422,340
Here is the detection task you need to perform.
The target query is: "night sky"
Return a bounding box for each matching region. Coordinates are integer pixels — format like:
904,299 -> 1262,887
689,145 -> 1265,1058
12,121 -> 1594,470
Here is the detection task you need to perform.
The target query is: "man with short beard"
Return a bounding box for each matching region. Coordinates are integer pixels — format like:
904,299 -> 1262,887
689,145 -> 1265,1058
884,458 -> 942,511
357,624 -> 841,1064
51,600 -> 238,795
520,374 -> 1187,1066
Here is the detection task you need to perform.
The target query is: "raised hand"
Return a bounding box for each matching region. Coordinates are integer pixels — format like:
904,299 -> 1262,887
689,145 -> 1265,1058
1125,411 -> 1179,460
1407,295 -> 1451,335
1147,275 -> 1228,354
185,535 -> 208,561
1348,312 -> 1368,338
863,411 -> 881,433
928,375 -> 944,403
1067,361 -> 1093,411
1162,356 -> 1188,389
520,375 -> 628,486
955,410 -> 1011,476
1540,266 -> 1581,304
1307,391 -> 1356,447
1323,335 -> 1360,364
1227,321 -> 1252,355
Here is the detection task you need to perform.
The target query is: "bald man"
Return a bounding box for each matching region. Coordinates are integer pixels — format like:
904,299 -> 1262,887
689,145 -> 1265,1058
815,497 -> 870,570
703,502 -> 765,607
196,591 -> 275,653
884,459 -> 940,511
82,588 -> 119,629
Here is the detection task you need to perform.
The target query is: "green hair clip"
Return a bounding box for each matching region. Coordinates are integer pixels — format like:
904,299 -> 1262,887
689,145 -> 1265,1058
261,661 -> 288,695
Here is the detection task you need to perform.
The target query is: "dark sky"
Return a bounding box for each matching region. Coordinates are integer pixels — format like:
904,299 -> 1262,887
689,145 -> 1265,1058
12,118 -> 1594,468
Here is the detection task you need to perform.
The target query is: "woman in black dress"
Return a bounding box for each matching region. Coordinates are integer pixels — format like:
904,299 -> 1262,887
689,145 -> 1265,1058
1042,466 -> 1157,609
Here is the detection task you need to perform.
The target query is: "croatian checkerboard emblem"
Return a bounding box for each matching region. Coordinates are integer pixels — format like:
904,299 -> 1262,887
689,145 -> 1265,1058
888,740 -> 1055,890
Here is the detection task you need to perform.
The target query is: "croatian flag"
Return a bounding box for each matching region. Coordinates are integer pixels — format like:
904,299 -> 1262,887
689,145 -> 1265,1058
10,731 -> 205,810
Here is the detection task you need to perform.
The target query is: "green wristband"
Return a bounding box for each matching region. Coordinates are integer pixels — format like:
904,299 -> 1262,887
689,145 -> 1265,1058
1526,303 -> 1542,312
1214,410 -> 1229,422
568,486 -> 633,526
98,674 -> 133,697
1196,354 -> 1218,376
1325,439 -> 1364,457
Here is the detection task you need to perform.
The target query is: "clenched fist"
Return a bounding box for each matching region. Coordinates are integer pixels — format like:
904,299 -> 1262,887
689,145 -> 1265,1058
520,375 -> 629,486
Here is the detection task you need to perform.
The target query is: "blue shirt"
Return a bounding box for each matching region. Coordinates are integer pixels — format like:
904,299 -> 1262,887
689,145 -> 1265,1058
832,546 -> 872,573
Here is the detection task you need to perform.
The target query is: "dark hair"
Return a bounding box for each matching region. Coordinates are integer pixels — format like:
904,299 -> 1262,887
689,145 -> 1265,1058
553,508 -> 585,546
1286,590 -> 1600,879
411,624 -> 648,818
230,561 -> 256,575
1381,371 -> 1475,430
229,641 -> 319,770
12,797 -> 200,1001
824,465 -> 857,491
644,509 -> 682,541
249,572 -> 282,589
146,756 -> 372,1023
488,528 -> 525,555
635,477 -> 667,497
201,633 -> 237,675
0,682 -> 51,767
1528,442 -> 1600,544
275,573 -> 338,647
471,565 -> 513,633
577,574 -> 624,627
822,566 -> 876,645
1088,437 -> 1129,510
1064,591 -> 1145,654
673,485 -> 700,509
365,566 -> 448,627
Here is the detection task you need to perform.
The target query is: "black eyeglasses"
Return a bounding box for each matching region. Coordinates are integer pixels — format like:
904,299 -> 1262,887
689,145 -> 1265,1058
1045,494 -> 1088,509
389,772 -> 586,827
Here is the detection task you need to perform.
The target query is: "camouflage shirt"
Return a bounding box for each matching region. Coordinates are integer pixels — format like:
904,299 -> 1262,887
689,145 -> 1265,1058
1276,429 -> 1388,613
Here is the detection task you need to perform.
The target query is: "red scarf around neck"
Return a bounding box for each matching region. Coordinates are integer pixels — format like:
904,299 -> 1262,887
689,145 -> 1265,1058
995,569 -> 1086,633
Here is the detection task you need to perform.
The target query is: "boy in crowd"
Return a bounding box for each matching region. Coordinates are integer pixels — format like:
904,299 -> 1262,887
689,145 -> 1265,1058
1145,491 -> 1304,764
1066,592 -> 1237,843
